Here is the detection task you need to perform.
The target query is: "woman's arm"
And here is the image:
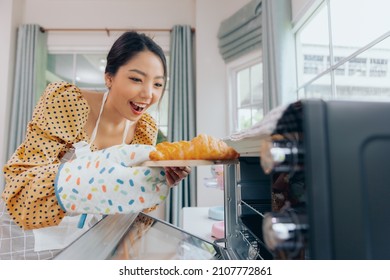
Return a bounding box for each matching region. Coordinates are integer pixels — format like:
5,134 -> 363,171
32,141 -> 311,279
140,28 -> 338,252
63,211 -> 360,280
2,82 -> 90,229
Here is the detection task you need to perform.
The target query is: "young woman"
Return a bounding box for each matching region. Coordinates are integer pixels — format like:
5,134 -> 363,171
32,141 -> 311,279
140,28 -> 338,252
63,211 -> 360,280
0,31 -> 190,259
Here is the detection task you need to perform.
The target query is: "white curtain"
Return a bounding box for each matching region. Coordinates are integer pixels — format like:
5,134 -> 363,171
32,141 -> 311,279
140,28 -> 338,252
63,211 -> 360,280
165,25 -> 197,226
7,24 -> 47,160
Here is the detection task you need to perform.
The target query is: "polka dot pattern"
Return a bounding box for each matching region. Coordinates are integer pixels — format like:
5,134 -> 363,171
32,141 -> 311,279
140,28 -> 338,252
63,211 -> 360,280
2,81 -> 158,230
130,113 -> 158,146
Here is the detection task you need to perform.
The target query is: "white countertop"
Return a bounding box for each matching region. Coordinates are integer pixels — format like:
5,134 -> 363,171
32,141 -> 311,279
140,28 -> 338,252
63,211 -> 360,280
181,207 -> 223,244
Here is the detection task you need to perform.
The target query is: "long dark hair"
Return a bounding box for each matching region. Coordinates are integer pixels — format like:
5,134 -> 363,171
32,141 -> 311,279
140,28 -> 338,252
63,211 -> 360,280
105,31 -> 167,91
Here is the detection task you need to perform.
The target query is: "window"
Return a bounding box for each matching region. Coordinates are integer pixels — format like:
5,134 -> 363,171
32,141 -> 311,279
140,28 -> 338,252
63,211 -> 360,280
47,53 -> 106,89
332,56 -> 346,76
227,51 -> 262,133
370,58 -> 388,77
304,55 -> 325,75
348,57 -> 367,77
295,0 -> 390,101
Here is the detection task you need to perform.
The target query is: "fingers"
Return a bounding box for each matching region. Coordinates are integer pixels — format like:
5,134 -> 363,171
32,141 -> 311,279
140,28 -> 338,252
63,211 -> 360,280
165,168 -> 178,186
164,166 -> 191,187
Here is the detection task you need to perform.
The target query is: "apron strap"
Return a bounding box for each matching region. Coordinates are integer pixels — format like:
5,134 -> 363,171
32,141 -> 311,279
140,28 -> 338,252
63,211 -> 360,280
89,90 -> 109,145
122,120 -> 134,144
89,90 -> 134,146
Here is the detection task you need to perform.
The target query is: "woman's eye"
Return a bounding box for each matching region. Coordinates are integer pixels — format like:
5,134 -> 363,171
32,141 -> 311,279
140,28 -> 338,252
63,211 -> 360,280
155,83 -> 163,88
130,77 -> 142,82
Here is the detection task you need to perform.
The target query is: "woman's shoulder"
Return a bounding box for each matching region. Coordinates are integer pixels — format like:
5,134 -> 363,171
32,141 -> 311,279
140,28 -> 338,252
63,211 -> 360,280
34,81 -> 88,116
79,88 -> 105,117
32,81 -> 91,132
34,81 -> 89,114
40,81 -> 83,101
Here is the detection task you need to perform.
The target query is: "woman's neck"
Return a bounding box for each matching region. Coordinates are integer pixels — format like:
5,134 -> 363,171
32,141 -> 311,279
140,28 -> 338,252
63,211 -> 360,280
101,94 -> 127,127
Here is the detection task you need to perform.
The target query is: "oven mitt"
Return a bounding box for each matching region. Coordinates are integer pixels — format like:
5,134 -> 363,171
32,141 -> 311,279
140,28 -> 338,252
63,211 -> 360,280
54,144 -> 169,215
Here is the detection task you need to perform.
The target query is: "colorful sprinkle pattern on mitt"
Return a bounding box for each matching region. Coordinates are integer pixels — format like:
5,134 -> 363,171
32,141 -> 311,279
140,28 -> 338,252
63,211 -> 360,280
55,144 -> 169,215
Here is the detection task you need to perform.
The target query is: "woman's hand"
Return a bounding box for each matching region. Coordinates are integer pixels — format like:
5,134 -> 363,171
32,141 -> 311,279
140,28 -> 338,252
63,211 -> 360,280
164,166 -> 191,187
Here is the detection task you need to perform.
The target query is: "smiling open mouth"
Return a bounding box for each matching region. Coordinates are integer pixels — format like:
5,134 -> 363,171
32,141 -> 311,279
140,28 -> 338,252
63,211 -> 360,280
130,101 -> 147,112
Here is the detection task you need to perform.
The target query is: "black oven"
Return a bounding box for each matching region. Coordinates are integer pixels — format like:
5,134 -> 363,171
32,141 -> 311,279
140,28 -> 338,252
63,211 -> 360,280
54,99 -> 390,260
224,99 -> 390,260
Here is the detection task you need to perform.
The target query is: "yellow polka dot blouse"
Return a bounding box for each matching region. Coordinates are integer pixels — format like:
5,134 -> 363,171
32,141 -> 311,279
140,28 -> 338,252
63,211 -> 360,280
2,82 -> 158,230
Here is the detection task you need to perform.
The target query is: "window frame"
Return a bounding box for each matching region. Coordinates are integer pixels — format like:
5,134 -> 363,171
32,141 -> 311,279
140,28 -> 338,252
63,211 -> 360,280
293,0 -> 390,101
226,50 -> 262,134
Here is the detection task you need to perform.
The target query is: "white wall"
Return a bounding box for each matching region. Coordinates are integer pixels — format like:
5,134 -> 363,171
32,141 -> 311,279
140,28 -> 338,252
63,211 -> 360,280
194,0 -> 252,207
23,0 -> 195,29
0,0 -> 24,191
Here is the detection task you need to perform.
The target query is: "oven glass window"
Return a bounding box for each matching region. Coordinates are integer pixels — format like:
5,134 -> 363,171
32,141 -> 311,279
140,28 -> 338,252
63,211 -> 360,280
108,213 -> 222,260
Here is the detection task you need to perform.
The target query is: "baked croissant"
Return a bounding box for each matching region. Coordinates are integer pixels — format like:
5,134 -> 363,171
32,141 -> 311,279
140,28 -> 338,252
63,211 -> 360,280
149,134 -> 239,160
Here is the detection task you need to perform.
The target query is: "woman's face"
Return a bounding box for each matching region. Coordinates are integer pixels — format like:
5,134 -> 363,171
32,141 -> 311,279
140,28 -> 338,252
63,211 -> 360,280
106,50 -> 165,122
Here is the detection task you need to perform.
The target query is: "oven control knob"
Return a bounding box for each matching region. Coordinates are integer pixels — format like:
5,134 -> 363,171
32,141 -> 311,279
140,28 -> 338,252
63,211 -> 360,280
262,211 -> 308,254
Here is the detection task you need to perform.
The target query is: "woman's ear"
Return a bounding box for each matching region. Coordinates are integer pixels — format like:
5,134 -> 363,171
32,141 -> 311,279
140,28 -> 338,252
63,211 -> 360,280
105,73 -> 112,89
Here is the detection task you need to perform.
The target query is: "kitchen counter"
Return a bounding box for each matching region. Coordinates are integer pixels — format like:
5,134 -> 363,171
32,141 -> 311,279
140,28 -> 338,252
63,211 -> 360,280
181,207 -> 221,244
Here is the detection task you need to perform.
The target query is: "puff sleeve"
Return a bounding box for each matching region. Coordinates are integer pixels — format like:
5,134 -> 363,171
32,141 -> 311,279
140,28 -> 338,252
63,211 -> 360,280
2,82 -> 90,229
131,113 -> 158,146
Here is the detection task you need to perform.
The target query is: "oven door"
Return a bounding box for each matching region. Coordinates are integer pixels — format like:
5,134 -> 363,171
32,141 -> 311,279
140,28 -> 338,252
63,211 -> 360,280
54,212 -> 228,260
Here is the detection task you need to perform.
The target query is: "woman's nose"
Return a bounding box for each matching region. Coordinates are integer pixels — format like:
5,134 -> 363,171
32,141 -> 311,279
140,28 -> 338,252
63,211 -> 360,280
140,83 -> 153,99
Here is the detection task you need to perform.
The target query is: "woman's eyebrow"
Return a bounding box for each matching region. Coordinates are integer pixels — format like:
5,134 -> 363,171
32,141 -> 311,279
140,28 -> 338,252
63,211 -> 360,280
128,69 -> 165,80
